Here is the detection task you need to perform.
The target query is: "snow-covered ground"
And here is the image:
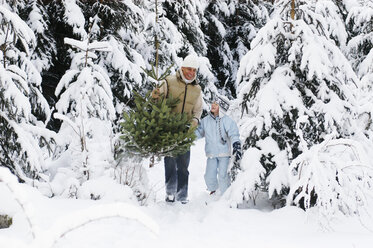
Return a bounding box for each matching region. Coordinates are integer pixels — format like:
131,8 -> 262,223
1,139 -> 373,248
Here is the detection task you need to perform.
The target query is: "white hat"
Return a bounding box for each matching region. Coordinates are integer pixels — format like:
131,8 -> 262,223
181,54 -> 199,69
211,94 -> 230,113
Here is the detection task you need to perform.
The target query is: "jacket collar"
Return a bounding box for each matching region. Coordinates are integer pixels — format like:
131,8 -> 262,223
209,111 -> 225,120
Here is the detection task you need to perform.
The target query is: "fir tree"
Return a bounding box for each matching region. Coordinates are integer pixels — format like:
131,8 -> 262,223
202,0 -> 269,98
120,0 -> 197,168
308,0 -> 348,49
121,90 -> 196,167
80,0 -> 146,112
229,0 -> 360,209
161,0 -> 219,101
36,0 -> 85,131
19,0 -> 56,73
163,0 -> 207,55
345,1 -> 373,134
0,4 -> 52,182
54,21 -> 115,184
288,136 -> 373,228
79,1 -> 153,202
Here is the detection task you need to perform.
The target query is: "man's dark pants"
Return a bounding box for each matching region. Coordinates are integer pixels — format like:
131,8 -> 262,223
164,150 -> 190,201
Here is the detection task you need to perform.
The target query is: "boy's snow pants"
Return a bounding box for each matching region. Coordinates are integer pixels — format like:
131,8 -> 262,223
204,156 -> 231,194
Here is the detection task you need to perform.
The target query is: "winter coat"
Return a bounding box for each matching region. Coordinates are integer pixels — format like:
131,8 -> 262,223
158,70 -> 202,125
195,112 -> 240,158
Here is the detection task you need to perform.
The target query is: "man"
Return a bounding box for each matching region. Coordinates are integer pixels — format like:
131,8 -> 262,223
152,53 -> 203,204
195,97 -> 241,195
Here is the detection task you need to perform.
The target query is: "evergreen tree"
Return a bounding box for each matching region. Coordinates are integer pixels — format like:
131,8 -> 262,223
43,0 -> 148,130
137,0 -> 201,97
16,0 -> 57,129
229,0 -> 360,209
20,0 -> 56,73
162,0 -> 219,102
0,4 -> 51,182
140,0 -> 183,75
54,22 -> 115,185
345,0 -> 373,133
79,1 -> 154,202
120,0 -> 197,168
202,0 -> 269,98
121,90 -> 196,167
288,136 -> 373,227
309,0 -> 348,49
80,0 -> 146,112
36,0 -> 86,131
163,0 -> 207,55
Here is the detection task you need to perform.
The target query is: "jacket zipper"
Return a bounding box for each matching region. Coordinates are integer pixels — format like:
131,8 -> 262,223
181,83 -> 188,113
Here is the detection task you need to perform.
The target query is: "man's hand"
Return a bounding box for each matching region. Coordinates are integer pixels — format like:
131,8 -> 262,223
232,141 -> 242,162
191,119 -> 198,128
151,88 -> 161,99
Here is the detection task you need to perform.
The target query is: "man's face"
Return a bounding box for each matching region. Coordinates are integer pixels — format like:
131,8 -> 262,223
211,102 -> 219,115
181,67 -> 197,81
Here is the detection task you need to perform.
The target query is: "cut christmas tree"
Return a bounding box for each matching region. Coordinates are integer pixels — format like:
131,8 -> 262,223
120,90 -> 196,167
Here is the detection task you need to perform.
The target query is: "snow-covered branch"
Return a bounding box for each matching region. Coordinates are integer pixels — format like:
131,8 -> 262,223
288,137 -> 373,227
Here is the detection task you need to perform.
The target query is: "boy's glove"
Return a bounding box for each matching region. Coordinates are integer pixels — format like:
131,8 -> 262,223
232,141 -> 242,162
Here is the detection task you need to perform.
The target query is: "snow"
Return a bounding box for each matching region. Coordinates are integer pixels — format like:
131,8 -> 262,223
62,0 -> 86,38
1,0 -> 373,247
27,2 -> 45,34
0,6 -> 36,55
1,65 -> 32,119
1,140 -> 372,248
315,1 -> 348,49
211,15 -> 226,37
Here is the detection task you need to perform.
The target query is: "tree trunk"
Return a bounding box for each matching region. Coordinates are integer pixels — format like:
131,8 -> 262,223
291,0 -> 295,20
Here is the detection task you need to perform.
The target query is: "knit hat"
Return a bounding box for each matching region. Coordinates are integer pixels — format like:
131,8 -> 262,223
181,54 -> 199,69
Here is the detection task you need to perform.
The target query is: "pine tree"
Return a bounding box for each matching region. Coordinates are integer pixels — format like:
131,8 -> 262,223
312,0 -> 348,49
35,0 -> 86,131
54,21 -> 115,184
79,1 -> 155,202
346,0 -> 372,73
229,0 -> 360,209
139,0 -> 183,77
19,0 -> 56,73
345,0 -> 373,134
288,136 -> 373,227
80,0 -> 146,112
120,0 -> 197,168
163,0 -> 207,55
202,0 -> 269,98
121,90 -> 196,167
0,4 -> 52,182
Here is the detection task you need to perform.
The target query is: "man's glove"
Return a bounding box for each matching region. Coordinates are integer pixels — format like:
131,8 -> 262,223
232,141 -> 242,162
191,118 -> 199,128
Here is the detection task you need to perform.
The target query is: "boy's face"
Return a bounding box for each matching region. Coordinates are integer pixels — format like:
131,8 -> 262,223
211,102 -> 219,115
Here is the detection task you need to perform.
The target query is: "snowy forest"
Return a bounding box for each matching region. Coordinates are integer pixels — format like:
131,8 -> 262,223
1,0 -> 373,247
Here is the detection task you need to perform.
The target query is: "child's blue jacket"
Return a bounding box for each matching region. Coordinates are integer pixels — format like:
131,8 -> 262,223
195,113 -> 240,158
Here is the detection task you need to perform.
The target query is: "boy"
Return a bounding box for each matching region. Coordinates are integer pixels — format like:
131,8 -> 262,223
195,97 -> 241,195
